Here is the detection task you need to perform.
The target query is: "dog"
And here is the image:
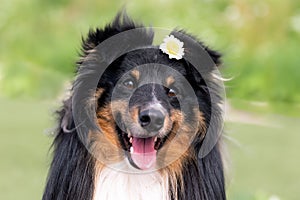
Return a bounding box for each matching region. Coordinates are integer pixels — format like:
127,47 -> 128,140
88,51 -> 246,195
43,12 -> 226,200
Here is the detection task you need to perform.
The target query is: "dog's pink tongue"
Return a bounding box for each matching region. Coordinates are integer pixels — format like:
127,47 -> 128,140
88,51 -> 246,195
131,137 -> 156,170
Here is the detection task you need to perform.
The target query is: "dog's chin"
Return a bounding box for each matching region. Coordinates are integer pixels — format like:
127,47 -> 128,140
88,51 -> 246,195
120,131 -> 168,170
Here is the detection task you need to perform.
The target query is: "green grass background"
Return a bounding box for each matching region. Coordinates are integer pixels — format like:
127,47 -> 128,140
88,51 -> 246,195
1,0 -> 300,199
0,98 -> 51,199
227,120 -> 300,200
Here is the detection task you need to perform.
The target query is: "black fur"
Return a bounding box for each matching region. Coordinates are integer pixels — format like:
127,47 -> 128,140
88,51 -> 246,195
43,98 -> 95,200
43,12 -> 225,200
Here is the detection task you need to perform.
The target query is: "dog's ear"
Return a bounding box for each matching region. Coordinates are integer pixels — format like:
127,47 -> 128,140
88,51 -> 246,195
201,45 -> 222,67
57,96 -> 75,134
170,29 -> 222,68
78,11 -> 153,64
81,12 -> 136,53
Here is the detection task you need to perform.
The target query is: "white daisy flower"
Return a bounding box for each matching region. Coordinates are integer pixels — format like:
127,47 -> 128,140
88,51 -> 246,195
159,35 -> 184,60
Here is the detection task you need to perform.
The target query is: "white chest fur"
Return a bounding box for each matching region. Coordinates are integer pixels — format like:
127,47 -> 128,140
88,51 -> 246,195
94,161 -> 169,200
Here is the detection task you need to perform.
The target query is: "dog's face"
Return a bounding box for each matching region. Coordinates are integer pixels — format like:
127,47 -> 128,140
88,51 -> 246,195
94,49 -> 208,170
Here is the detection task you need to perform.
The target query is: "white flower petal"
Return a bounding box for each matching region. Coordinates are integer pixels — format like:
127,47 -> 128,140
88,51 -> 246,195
159,35 -> 185,60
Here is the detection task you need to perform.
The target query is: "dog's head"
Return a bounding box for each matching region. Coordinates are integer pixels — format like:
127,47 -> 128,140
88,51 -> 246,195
67,13 -> 223,171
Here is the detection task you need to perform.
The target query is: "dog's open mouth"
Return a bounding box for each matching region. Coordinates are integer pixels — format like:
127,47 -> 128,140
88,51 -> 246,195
120,132 -> 165,170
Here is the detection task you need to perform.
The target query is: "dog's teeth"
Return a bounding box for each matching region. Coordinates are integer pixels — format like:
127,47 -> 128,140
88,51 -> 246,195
154,137 -> 158,142
130,146 -> 134,153
128,133 -> 131,138
129,137 -> 133,143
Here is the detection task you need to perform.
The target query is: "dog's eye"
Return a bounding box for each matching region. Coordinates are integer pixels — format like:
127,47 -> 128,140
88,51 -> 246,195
123,79 -> 135,89
167,88 -> 177,97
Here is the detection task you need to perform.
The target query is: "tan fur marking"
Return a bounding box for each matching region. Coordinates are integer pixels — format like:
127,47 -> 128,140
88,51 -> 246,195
87,88 -> 105,109
166,76 -> 175,87
195,108 -> 207,140
131,70 -> 140,81
96,100 -> 129,147
89,129 -> 123,167
94,88 -> 104,99
91,100 -> 129,167
130,106 -> 139,124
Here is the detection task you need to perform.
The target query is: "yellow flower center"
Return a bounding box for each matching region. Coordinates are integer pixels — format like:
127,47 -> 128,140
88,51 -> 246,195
166,41 -> 180,56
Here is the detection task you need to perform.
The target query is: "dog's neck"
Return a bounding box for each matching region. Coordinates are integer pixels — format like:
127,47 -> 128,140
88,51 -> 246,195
94,160 -> 170,200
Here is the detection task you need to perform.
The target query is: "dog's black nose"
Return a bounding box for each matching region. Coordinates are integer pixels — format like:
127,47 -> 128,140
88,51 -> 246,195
139,109 -> 165,132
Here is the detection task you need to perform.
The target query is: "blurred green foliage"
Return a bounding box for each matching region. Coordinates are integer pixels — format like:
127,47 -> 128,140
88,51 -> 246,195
1,0 -> 300,103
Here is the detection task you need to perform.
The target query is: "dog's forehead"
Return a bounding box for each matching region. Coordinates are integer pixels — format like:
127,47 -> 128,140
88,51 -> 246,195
128,64 -> 183,87
122,48 -> 188,77
112,48 -> 190,88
